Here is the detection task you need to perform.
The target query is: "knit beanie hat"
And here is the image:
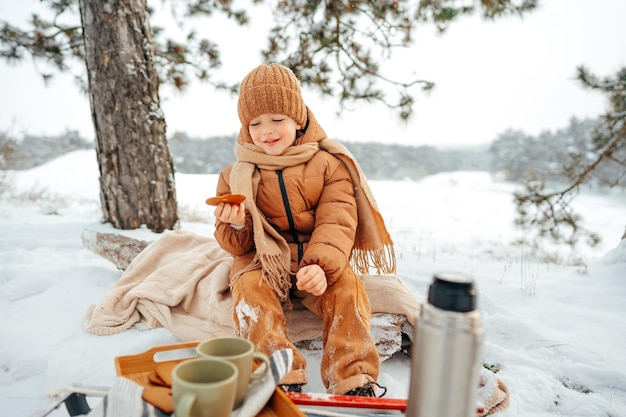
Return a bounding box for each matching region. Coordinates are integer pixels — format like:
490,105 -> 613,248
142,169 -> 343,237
237,63 -> 307,128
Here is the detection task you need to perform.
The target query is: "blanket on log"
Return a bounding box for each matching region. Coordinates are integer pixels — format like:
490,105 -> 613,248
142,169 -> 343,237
83,230 -> 420,346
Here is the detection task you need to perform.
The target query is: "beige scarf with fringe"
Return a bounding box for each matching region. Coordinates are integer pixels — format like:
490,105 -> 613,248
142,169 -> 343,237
229,109 -> 395,303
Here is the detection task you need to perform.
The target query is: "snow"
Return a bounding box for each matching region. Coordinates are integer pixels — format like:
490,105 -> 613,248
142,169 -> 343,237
1,149 -> 626,416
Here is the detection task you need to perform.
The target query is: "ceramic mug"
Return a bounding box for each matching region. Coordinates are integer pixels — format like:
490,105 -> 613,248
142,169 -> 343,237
172,357 -> 238,417
197,336 -> 270,408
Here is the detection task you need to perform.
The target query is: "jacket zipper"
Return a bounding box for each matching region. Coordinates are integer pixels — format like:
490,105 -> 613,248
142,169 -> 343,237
276,170 -> 303,265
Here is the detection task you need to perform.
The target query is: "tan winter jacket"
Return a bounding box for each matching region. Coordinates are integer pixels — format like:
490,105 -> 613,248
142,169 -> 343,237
214,148 -> 357,287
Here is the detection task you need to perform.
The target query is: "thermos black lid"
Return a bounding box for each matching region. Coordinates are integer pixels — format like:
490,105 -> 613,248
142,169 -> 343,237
428,272 -> 477,312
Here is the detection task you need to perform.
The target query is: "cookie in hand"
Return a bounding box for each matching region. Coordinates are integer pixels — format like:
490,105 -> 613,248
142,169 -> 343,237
205,193 -> 246,206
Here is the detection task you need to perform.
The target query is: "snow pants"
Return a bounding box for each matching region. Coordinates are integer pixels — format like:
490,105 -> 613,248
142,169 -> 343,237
230,266 -> 380,394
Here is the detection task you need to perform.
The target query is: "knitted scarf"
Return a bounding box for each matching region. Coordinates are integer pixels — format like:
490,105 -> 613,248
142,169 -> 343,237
229,109 -> 395,303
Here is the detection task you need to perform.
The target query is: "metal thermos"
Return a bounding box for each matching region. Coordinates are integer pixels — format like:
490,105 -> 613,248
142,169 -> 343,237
406,272 -> 484,417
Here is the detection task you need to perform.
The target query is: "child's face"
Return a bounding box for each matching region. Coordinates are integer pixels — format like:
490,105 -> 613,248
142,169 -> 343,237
248,114 -> 301,156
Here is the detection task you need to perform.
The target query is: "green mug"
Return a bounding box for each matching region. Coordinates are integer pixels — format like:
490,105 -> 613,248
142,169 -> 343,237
197,336 -> 270,408
172,357 -> 238,417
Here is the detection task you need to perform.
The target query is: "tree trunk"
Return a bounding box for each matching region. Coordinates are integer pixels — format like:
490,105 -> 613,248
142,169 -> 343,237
78,0 -> 178,232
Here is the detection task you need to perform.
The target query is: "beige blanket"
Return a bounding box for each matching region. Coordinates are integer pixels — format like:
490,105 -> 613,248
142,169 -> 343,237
83,230 -> 420,343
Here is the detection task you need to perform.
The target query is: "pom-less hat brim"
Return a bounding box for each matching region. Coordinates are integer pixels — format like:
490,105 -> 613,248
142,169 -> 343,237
237,64 -> 307,128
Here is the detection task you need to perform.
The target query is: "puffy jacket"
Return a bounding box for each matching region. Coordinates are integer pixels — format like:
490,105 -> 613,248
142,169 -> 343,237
214,150 -> 357,286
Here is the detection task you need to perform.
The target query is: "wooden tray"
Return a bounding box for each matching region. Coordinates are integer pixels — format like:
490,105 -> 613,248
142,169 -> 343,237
114,341 -> 305,417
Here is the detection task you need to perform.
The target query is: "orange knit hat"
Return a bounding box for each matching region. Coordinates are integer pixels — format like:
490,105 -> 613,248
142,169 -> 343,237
237,63 -> 307,128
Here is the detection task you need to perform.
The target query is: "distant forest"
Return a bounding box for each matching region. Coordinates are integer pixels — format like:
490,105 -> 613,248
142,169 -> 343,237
166,131 -> 491,180
2,129 -> 491,180
2,116 -> 608,185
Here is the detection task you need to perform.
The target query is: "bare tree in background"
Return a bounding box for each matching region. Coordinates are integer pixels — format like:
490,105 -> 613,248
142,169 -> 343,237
0,129 -> 17,195
78,0 -> 176,231
514,66 -> 626,247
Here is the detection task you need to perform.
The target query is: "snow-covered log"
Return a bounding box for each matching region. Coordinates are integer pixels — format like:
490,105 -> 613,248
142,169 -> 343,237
81,230 -> 149,271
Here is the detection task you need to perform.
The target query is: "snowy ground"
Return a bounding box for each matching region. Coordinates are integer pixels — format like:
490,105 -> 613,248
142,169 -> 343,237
1,149 -> 625,416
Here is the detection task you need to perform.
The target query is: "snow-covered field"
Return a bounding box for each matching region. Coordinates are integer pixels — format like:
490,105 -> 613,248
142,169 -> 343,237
1,149 -> 625,416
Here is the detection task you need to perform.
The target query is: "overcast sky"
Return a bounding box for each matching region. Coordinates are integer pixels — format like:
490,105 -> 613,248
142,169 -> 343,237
1,0 -> 625,146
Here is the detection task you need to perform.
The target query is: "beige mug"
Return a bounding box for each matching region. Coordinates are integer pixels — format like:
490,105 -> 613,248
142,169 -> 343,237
197,336 -> 270,408
172,357 -> 238,417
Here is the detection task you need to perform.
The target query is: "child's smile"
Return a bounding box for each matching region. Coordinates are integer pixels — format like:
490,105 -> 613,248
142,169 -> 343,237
248,113 -> 301,156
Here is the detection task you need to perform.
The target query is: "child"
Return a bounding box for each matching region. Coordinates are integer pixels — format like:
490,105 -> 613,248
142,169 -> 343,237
213,63 -> 395,396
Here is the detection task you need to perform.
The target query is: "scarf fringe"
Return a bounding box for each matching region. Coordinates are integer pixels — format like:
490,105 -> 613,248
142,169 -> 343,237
259,253 -> 292,304
351,244 -> 396,276
230,253 -> 293,308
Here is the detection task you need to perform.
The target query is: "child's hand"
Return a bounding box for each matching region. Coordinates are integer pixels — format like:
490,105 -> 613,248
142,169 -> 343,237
214,202 -> 246,228
296,264 -> 327,296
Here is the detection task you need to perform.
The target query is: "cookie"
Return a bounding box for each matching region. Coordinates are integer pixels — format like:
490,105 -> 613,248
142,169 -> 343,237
147,370 -> 168,387
154,361 -> 177,387
205,193 -> 246,206
142,385 -> 173,414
